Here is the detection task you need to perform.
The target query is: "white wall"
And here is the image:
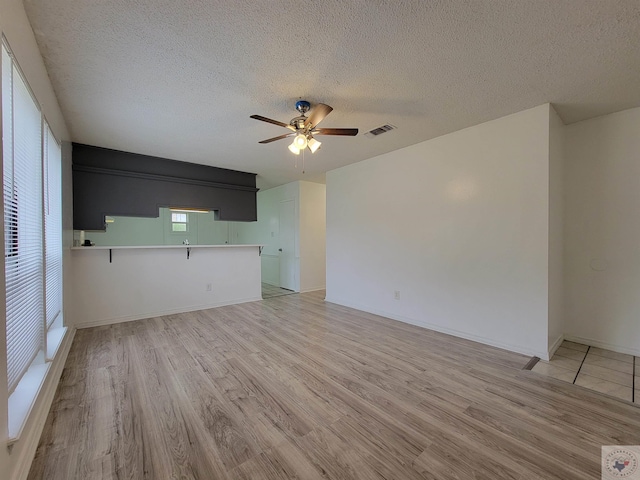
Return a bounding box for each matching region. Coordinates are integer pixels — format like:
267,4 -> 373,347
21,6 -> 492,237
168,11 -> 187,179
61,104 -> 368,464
69,246 -> 262,328
548,105 -> 565,354
235,181 -> 327,293
0,1 -> 72,478
299,181 -> 326,292
564,107 -> 640,356
326,105 -> 551,358
236,182 -> 300,290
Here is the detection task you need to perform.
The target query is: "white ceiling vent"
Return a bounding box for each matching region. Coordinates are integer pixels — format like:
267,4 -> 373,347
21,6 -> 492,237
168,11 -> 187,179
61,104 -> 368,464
365,124 -> 396,138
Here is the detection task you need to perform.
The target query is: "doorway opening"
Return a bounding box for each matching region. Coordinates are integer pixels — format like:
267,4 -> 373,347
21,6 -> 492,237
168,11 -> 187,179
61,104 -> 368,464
262,199 -> 297,299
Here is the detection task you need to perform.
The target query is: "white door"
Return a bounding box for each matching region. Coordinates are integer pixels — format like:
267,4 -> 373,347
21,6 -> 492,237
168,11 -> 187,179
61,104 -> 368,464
279,200 -> 296,291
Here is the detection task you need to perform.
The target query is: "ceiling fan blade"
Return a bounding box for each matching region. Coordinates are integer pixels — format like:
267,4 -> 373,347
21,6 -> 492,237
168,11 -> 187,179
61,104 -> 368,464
304,103 -> 333,129
250,115 -> 295,131
258,133 -> 295,144
312,128 -> 358,136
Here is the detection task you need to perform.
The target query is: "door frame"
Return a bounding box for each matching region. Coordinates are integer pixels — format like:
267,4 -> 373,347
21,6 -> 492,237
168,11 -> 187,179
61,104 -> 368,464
278,199 -> 297,291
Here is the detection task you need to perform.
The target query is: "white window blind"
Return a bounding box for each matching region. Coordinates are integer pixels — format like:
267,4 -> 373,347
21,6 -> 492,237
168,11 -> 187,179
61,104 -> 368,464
3,44 -> 45,394
2,47 -> 13,257
44,125 -> 62,329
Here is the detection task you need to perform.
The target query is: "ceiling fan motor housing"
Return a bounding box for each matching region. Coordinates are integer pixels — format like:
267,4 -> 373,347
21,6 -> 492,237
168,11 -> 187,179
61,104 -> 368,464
290,101 -> 312,130
295,100 -> 311,114
290,116 -> 306,130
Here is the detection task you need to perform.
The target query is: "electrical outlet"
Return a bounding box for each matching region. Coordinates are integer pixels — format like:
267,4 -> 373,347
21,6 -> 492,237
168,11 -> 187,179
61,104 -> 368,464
206,283 -> 212,292
394,290 -> 400,300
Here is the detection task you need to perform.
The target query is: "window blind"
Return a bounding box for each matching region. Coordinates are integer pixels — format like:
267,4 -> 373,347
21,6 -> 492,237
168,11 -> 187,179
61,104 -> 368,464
3,45 -> 45,394
44,125 -> 62,329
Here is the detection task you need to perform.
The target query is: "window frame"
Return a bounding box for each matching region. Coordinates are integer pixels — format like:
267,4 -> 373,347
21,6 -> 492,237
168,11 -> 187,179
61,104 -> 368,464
2,37 -> 66,442
171,211 -> 189,233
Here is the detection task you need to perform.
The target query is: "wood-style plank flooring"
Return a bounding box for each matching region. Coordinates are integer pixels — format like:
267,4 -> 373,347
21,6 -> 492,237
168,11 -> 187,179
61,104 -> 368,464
28,291 -> 640,479
261,282 -> 295,299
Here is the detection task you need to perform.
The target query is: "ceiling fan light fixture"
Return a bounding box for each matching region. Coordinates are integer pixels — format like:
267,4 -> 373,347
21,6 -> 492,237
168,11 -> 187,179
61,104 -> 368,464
251,101 -> 358,158
293,134 -> 308,149
307,136 -> 321,153
288,142 -> 301,155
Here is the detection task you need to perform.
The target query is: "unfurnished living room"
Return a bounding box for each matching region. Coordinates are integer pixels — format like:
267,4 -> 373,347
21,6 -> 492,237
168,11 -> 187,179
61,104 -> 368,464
1,1 -> 640,479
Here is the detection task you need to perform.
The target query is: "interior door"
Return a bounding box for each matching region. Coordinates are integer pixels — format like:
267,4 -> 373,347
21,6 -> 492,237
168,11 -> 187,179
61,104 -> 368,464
279,199 -> 296,291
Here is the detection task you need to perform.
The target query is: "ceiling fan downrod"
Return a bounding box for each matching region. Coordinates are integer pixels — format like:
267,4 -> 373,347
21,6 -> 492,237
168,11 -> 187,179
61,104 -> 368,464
291,100 -> 311,130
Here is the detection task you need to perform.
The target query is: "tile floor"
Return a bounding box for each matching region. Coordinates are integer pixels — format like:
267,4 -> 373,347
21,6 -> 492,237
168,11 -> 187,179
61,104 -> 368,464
261,282 -> 296,299
531,340 -> 638,404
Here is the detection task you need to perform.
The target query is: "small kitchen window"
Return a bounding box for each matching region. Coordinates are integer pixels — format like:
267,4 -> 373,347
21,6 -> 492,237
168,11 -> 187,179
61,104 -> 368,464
171,212 -> 188,232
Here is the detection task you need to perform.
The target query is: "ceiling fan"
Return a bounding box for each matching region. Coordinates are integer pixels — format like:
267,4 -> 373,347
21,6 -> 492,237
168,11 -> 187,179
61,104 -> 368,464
250,100 -> 358,155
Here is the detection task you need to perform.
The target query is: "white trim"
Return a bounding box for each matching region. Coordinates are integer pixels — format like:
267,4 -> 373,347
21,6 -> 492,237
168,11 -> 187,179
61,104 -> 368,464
70,244 -> 264,251
46,325 -> 66,360
8,327 -> 75,480
8,326 -> 69,441
1,37 -> 41,115
300,286 -> 326,293
547,334 -> 564,360
324,296 -> 547,359
75,296 -> 263,329
563,335 -> 640,357
8,363 -> 50,442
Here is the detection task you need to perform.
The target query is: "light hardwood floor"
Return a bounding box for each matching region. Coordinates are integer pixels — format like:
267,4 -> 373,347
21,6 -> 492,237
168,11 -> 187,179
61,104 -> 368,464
28,291 -> 640,479
261,282 -> 295,299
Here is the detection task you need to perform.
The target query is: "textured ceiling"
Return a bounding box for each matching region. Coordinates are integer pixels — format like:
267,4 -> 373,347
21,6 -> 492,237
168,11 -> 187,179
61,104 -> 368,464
23,0 -> 640,189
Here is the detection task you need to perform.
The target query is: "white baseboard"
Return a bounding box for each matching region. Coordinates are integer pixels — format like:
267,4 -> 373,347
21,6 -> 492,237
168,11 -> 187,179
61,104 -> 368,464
10,327 -> 76,480
74,296 -> 263,329
300,286 -> 326,293
564,334 -> 640,357
324,296 -> 548,359
547,334 -> 564,361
